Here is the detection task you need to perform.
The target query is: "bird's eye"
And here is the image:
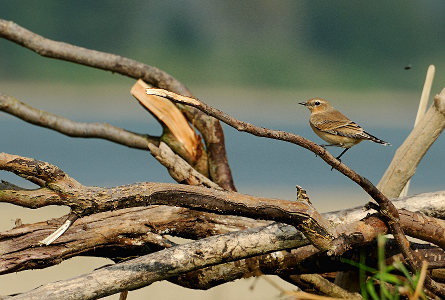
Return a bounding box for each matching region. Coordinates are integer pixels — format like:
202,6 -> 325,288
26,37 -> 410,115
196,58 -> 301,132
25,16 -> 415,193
314,101 -> 320,106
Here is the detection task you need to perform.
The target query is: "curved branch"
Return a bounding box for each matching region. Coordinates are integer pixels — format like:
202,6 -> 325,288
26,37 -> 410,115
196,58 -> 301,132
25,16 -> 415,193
0,93 -> 158,150
0,18 -> 236,191
0,153 -> 81,190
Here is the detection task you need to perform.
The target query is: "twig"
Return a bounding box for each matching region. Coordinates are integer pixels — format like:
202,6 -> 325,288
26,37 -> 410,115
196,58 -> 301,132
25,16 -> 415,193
412,261 -> 428,300
284,274 -> 362,299
145,88 -> 445,296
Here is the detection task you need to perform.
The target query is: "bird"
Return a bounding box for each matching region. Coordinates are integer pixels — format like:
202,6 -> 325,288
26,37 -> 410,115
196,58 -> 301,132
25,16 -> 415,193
299,98 -> 390,160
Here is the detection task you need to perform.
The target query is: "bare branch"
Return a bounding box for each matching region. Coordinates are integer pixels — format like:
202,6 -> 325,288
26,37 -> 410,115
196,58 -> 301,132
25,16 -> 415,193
0,206 -> 271,275
0,93 -> 158,150
3,178 -> 445,278
0,182 -> 62,208
284,274 -> 362,299
0,153 -> 81,190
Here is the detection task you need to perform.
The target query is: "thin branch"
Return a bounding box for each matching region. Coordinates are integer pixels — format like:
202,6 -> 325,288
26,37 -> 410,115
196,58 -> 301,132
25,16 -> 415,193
284,274 -> 362,299
0,18 -> 236,191
0,93 -> 158,150
0,152 -> 81,191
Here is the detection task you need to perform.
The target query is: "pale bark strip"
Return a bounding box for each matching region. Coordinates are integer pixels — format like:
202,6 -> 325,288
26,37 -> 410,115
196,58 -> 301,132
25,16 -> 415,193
7,223 -> 302,300
378,88 -> 445,198
132,79 -> 200,160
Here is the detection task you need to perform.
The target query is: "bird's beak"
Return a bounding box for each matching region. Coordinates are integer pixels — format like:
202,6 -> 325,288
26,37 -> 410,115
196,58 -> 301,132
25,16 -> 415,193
298,101 -> 307,106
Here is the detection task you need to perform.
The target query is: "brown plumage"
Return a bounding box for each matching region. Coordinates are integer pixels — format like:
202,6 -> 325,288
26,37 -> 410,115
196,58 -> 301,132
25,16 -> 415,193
299,98 -> 389,159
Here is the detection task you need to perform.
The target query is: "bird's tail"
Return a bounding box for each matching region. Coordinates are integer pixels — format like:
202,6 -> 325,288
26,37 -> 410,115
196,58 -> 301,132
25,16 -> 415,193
364,131 -> 390,146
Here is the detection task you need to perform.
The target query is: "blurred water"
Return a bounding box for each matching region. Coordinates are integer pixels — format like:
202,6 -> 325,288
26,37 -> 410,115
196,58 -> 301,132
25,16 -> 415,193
1,94 -> 444,212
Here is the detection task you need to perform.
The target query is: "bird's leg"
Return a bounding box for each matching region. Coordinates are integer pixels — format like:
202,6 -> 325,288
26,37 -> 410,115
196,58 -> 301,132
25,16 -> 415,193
330,148 -> 349,171
336,148 -> 349,160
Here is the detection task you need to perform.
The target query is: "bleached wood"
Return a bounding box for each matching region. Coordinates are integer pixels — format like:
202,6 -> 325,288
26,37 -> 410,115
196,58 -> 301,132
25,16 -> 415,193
377,88 -> 445,199
400,65 -> 435,197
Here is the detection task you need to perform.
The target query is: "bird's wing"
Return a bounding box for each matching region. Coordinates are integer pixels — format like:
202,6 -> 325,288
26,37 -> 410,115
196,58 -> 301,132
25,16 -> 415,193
334,121 -> 370,139
311,114 -> 368,139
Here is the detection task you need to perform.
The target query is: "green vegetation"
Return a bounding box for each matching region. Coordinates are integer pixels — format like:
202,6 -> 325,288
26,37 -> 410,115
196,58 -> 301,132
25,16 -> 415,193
344,235 -> 427,300
1,1 -> 444,90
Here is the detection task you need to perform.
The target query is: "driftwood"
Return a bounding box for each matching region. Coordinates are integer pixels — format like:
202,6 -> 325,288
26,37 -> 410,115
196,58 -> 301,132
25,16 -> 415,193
1,17 -> 445,299
378,88 -> 445,198
2,184 -> 445,276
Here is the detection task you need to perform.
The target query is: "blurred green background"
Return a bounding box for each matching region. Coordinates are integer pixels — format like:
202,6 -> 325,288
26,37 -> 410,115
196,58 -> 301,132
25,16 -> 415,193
1,0 -> 444,90
1,1 -> 445,299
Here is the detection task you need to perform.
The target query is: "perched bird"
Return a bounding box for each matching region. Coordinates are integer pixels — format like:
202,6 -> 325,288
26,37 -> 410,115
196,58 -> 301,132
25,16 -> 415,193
299,98 -> 390,160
